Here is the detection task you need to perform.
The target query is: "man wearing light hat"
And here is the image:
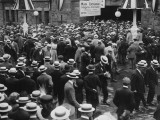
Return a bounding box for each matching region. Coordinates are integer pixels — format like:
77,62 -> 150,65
0,54 -> 13,69
0,103 -> 12,120
76,103 -> 95,120
131,60 -> 148,112
145,60 -> 159,106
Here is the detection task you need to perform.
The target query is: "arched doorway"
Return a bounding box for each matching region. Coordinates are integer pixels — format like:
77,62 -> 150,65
96,6 -> 141,22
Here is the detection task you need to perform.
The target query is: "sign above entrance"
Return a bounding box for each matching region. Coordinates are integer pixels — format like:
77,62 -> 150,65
80,0 -> 101,17
105,0 -> 123,6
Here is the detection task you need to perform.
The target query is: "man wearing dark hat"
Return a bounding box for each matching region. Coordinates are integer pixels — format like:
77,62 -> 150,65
80,46 -> 91,78
0,67 -> 8,85
51,61 -> 63,99
37,65 -> 53,95
57,37 -> 66,56
64,41 -> 73,62
95,56 -> 111,105
131,60 -> 148,111
5,68 -> 19,96
18,68 -> 36,95
58,65 -> 70,105
145,60 -> 159,106
113,77 -> 135,120
84,64 -> 101,109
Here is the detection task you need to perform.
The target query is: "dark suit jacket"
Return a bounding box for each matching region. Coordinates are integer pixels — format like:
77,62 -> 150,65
145,67 -> 158,87
63,81 -> 80,108
113,87 -> 135,115
4,44 -> 17,61
44,63 -> 55,75
18,76 -> 36,94
84,73 -> 101,106
15,69 -> 25,79
0,62 -> 13,69
0,73 -> 8,85
57,41 -> 66,56
8,108 -> 30,120
131,69 -> 145,93
5,76 -> 19,95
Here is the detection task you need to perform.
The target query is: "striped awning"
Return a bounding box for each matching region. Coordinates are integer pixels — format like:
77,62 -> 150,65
56,0 -> 64,11
152,0 -> 159,13
121,0 -> 149,9
13,0 -> 35,10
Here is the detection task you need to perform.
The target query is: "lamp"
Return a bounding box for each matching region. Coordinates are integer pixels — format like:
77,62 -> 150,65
115,10 -> 121,41
33,11 -> 39,32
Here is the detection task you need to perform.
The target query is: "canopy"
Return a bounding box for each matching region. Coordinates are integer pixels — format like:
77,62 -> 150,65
13,0 -> 35,10
121,0 -> 149,9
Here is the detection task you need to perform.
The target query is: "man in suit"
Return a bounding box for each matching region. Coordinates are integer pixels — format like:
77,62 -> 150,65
113,77 -> 135,120
5,68 -> 19,96
58,64 -> 70,105
37,65 -> 53,95
0,54 -> 13,69
15,62 -> 26,79
136,42 -> 147,63
44,56 -> 54,75
95,56 -> 111,105
0,103 -> 13,120
18,68 -> 36,95
57,37 -> 66,56
131,60 -> 148,111
145,60 -> 159,105
51,61 -> 63,98
63,72 -> 80,119
84,64 -> 101,109
0,67 -> 8,85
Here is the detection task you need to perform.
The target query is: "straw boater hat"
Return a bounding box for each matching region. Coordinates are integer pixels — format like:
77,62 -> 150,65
44,56 -> 51,61
17,57 -> 26,62
100,56 -> 108,64
67,72 -> 79,79
151,60 -> 159,66
38,65 -> 47,72
78,104 -> 95,113
0,103 -> 12,112
31,61 -> 39,67
0,93 -> 5,102
16,97 -> 30,104
73,69 -> 81,75
3,54 -> 11,60
16,62 -> 26,68
23,102 -> 38,112
8,68 -> 17,73
67,59 -> 75,65
86,64 -> 95,71
30,90 -> 41,99
50,106 -> 70,120
0,84 -> 7,92
0,67 -> 8,72
136,60 -> 147,68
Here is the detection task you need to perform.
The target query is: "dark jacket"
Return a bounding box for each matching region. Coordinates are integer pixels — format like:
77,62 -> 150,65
131,69 -> 145,93
84,73 -> 101,107
113,87 -> 135,116
18,76 -> 36,94
15,69 -> 25,80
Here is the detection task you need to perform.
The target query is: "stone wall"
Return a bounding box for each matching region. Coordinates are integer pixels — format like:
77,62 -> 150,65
0,3 -> 4,26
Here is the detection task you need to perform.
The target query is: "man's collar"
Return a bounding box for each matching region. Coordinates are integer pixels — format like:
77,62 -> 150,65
69,80 -> 74,85
123,85 -> 128,88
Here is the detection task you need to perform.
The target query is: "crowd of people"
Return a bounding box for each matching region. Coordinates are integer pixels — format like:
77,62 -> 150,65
0,20 -> 159,120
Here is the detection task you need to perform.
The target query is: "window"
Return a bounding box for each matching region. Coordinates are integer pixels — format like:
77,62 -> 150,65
11,10 -> 15,22
38,11 -> 42,24
6,10 -> 9,22
45,11 -> 49,25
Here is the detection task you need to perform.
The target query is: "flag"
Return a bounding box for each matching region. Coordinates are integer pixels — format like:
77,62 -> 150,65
13,0 -> 35,10
56,0 -> 64,11
151,0 -> 159,13
121,0 -> 149,9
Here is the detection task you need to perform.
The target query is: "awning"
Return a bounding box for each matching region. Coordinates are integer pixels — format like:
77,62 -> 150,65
13,0 -> 35,10
121,0 -> 149,9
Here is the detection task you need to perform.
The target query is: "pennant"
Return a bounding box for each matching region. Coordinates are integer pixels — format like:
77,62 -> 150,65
13,0 -> 35,10
152,0 -> 159,13
56,0 -> 64,11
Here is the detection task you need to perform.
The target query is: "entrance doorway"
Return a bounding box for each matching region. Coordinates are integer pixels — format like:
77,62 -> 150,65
96,6 -> 141,22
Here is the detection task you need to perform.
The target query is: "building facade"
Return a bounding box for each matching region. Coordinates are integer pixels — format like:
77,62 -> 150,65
0,0 -> 160,31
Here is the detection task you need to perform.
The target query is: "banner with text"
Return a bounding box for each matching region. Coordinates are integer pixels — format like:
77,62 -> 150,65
80,0 -> 101,17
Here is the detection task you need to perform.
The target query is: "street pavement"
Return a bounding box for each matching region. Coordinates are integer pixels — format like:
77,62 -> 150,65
96,62 -> 157,120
